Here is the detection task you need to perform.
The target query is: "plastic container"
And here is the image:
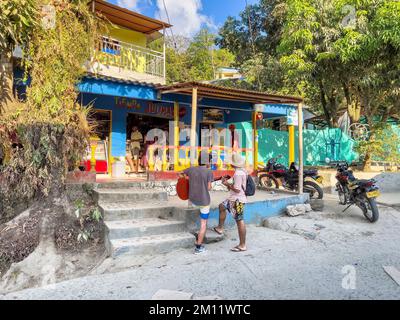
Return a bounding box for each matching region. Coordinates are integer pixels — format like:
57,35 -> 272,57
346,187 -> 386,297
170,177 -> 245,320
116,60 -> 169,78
112,161 -> 125,178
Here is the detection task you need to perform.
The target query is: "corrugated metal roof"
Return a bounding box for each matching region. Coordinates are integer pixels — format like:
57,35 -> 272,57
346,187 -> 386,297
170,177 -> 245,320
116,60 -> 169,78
158,81 -> 303,105
84,73 -> 162,87
91,0 -> 172,34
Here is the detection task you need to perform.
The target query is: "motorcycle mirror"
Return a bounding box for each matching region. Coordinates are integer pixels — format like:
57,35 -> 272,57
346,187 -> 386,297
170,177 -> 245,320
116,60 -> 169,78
325,157 -> 331,164
277,154 -> 283,158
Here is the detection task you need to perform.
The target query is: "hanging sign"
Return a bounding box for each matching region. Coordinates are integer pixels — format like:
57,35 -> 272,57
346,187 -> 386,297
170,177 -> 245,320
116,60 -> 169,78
254,104 -> 268,113
203,109 -> 224,123
287,109 -> 299,126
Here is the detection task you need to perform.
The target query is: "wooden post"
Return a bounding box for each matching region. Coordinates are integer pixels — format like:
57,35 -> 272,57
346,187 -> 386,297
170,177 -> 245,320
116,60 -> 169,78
148,145 -> 155,171
298,103 -> 304,194
288,125 -> 295,166
190,87 -> 198,166
252,111 -> 258,171
173,101 -> 179,170
162,27 -> 166,80
90,143 -> 97,172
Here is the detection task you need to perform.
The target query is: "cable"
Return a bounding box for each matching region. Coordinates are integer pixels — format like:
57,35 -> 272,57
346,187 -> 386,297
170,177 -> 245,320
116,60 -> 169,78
161,0 -> 177,49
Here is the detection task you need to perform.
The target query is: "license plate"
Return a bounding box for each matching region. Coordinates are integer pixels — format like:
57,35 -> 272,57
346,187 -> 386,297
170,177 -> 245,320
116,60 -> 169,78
366,190 -> 380,198
315,176 -> 323,184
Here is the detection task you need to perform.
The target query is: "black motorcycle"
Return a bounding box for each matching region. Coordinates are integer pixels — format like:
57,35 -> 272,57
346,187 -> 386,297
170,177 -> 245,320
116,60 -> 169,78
258,155 -> 324,199
333,161 -> 380,223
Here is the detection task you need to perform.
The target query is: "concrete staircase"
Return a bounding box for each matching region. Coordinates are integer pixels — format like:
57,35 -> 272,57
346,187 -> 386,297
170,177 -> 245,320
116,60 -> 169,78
95,187 -> 194,257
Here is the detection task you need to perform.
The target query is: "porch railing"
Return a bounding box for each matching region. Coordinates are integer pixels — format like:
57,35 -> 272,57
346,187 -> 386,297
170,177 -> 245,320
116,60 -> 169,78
95,37 -> 165,78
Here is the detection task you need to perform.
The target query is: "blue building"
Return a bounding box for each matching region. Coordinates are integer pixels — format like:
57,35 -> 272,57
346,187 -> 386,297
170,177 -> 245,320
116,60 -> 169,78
12,0 -> 303,177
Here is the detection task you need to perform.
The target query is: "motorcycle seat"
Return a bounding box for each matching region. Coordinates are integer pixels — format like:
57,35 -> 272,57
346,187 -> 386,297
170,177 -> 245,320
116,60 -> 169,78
350,179 -> 372,186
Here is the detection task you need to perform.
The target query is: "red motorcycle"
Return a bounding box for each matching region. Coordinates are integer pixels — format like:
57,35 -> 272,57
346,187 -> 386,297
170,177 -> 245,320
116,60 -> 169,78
258,155 -> 324,199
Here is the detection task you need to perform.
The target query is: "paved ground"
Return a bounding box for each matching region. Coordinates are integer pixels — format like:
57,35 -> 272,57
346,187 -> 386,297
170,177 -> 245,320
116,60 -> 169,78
1,195 -> 400,300
377,192 -> 400,208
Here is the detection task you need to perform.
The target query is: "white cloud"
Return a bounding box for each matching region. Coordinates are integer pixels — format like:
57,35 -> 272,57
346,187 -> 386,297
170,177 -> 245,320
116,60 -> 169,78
117,0 -> 140,12
155,0 -> 216,37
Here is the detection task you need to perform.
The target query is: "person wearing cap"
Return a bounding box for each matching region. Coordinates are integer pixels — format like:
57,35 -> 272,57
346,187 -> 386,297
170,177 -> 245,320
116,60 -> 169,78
179,151 -> 213,254
214,152 -> 248,252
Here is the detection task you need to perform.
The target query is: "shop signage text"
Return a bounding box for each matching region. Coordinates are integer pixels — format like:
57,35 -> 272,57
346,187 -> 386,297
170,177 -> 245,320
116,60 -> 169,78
115,97 -> 141,110
114,97 -> 174,119
146,102 -> 174,119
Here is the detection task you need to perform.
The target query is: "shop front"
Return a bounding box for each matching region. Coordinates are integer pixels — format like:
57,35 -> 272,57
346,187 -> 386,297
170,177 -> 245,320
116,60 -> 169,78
78,77 -> 304,182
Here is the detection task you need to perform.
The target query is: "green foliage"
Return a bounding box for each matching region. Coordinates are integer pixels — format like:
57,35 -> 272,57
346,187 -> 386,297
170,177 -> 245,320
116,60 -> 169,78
151,28 -> 236,84
355,125 -> 400,163
0,0 -> 38,54
217,0 -> 399,168
218,0 -> 400,130
91,208 -> 102,222
0,0 -> 102,221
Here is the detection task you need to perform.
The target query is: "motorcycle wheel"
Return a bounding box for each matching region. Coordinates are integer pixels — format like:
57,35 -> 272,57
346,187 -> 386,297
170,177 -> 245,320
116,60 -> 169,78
362,197 -> 379,223
337,184 -> 347,205
303,181 -> 324,199
259,174 -> 279,189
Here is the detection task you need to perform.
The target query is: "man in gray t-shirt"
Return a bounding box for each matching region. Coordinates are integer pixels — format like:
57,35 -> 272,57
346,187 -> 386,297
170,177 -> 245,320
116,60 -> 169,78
180,151 -> 213,254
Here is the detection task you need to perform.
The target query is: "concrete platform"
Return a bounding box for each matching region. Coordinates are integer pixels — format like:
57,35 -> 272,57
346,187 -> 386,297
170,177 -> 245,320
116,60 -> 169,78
169,190 -> 309,230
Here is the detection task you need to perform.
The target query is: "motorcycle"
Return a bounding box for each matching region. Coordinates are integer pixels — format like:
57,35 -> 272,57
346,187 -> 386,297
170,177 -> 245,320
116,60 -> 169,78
258,155 -> 324,199
332,161 -> 380,223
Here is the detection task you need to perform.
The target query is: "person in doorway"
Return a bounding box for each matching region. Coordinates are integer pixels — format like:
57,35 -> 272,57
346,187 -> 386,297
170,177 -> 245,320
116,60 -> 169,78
129,126 -> 143,174
179,151 -> 213,254
214,153 -> 247,252
153,136 -> 163,171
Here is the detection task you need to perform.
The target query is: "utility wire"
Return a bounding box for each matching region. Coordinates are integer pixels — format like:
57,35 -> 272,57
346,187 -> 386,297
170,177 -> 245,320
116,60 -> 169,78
161,0 -> 177,49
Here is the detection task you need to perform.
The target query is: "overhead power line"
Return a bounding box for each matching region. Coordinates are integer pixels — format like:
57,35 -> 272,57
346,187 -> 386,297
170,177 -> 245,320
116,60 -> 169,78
161,0 -> 177,49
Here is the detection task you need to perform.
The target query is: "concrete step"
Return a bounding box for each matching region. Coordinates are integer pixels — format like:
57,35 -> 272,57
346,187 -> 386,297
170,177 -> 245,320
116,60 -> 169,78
96,181 -> 172,190
99,202 -> 175,221
105,218 -> 186,239
94,189 -> 168,203
109,232 -> 195,257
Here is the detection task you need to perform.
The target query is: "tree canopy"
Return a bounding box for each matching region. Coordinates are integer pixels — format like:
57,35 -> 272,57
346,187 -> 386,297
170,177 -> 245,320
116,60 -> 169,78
218,0 -> 400,121
217,0 -> 400,168
152,28 -> 235,84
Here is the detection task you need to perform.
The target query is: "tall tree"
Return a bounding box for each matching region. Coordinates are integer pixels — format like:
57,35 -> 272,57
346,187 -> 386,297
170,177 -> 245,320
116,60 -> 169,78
1,0 -> 101,219
217,0 -> 288,91
151,28 -> 235,84
0,0 -> 37,112
218,0 -> 400,169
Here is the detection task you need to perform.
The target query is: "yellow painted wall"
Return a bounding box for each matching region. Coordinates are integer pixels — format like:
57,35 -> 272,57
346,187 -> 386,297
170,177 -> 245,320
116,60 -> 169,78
98,24 -> 148,73
108,25 -> 147,47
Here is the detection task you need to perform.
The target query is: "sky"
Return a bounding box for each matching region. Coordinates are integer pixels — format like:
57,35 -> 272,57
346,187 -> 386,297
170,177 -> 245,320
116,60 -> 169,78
108,0 -> 258,37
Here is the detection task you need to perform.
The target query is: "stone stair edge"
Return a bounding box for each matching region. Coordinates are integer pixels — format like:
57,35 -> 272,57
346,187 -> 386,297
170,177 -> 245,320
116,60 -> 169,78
110,232 -> 195,246
104,218 -> 185,229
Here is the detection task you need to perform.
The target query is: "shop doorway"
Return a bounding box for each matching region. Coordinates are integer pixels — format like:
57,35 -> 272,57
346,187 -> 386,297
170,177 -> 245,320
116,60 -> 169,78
126,113 -> 171,173
87,109 -> 111,173
127,113 -> 170,138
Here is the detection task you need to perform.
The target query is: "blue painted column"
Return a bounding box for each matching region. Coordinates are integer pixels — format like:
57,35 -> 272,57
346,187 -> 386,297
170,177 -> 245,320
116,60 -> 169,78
111,107 -> 127,159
